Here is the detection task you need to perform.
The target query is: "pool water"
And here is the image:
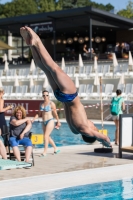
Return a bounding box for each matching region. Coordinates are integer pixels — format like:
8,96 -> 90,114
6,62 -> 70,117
6,121 -> 115,147
3,178 -> 133,200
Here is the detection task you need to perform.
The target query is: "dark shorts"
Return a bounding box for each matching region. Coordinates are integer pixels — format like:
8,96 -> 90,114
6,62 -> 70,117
9,137 -> 32,147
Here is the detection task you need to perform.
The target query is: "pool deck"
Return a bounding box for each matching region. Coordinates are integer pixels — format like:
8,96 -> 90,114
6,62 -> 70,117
1,143 -> 133,198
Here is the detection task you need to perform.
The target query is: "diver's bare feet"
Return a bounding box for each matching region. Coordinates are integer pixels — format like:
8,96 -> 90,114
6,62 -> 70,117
20,26 -> 40,47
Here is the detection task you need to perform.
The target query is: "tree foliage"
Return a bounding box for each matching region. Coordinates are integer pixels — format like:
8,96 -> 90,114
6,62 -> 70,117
0,0 -> 114,18
2,0 -> 38,18
117,0 -> 133,19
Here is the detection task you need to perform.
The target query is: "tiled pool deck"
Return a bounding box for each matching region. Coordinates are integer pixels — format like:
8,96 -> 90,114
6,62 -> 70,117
0,143 -> 133,198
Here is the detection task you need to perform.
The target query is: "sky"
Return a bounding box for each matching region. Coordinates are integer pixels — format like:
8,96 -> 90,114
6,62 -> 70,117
0,0 -> 129,11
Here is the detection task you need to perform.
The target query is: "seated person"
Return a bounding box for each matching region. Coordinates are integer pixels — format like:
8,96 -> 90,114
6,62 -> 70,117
0,134 -> 7,159
88,47 -> 95,54
9,106 -> 32,163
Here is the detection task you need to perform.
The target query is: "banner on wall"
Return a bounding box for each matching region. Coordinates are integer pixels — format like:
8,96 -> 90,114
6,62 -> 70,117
29,22 -> 53,33
4,100 -> 43,117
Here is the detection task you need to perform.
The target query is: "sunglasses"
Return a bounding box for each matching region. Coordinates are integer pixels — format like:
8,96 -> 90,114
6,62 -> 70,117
43,94 -> 49,97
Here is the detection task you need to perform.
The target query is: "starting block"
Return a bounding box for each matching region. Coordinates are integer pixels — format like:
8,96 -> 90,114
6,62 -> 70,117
31,134 -> 44,145
99,129 -> 108,136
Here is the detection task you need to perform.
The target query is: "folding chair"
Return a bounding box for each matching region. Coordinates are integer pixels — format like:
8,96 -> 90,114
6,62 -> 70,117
2,125 -> 34,166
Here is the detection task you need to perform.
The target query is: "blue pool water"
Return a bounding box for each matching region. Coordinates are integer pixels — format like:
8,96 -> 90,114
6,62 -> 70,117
6,121 -> 115,147
3,178 -> 133,200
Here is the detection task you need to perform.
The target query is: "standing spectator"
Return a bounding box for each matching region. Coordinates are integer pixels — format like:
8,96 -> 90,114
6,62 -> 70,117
114,42 -> 120,58
9,106 -> 32,162
110,89 -> 125,145
0,87 -> 13,146
32,90 -> 61,157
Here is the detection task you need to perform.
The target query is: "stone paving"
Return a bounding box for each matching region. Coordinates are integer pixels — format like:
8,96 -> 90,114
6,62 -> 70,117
0,144 -> 133,181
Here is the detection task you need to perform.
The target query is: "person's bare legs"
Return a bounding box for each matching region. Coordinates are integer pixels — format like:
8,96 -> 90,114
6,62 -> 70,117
114,120 -> 119,145
0,140 -> 7,159
20,27 -> 76,94
12,146 -> 21,161
49,137 -> 58,153
25,146 -> 32,162
42,120 -> 56,155
30,47 -> 58,91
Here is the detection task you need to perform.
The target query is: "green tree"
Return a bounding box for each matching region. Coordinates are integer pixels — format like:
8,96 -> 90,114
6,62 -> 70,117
0,4 -> 5,18
55,0 -> 62,11
62,0 -> 77,9
117,0 -> 133,19
2,0 -> 38,17
48,0 -> 56,11
36,0 -> 49,12
75,0 -> 89,7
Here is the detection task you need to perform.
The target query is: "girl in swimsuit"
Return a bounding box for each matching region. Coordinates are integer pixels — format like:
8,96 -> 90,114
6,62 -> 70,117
20,27 -> 112,148
32,90 -> 61,156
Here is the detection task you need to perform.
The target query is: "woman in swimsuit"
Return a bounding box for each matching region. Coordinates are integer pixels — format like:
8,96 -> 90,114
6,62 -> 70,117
32,90 -> 61,156
20,26 -> 111,148
0,87 -> 13,147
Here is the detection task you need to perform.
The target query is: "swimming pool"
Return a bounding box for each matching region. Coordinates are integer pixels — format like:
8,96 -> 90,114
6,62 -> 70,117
2,178 -> 133,199
6,121 -> 115,147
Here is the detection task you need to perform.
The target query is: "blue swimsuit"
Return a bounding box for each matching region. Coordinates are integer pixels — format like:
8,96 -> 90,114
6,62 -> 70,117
54,89 -> 78,102
40,103 -> 54,126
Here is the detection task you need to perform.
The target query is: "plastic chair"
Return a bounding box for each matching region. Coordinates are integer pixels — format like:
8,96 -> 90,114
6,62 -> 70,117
78,84 -> 86,98
86,84 -> 94,99
2,125 -> 34,166
85,65 -> 92,78
68,66 -> 75,78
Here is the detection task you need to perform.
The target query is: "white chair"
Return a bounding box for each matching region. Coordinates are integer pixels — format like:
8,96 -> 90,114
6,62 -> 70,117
64,66 -> 69,74
103,84 -> 114,99
124,83 -> 133,100
78,67 -> 86,78
6,69 -> 16,81
21,85 -> 28,99
2,86 -> 7,99
97,65 -> 103,77
15,86 -> 22,99
18,68 -> 23,79
31,85 -> 43,99
28,68 -> 39,79
24,68 -> 30,79
38,70 -> 46,79
117,84 -> 125,93
85,65 -> 92,78
90,84 -> 105,99
121,64 -> 129,77
25,85 -> 35,99
4,85 -> 13,99
114,65 -> 121,77
68,66 -> 75,78
78,84 -> 86,98
86,84 -> 94,99
103,65 -> 112,77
